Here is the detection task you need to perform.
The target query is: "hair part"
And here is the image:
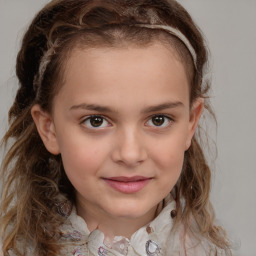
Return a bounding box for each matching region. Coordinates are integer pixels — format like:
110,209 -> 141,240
1,0 -> 231,255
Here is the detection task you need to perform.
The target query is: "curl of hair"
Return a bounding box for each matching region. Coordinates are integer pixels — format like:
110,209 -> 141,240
0,0 -> 231,255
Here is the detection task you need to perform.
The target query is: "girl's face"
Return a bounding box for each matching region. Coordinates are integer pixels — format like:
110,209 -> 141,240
32,41 -> 202,224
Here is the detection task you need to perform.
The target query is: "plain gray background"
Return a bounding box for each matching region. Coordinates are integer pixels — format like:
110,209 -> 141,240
0,1 -> 256,255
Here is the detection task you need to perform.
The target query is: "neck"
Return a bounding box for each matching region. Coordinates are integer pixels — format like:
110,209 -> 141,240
76,199 -> 158,240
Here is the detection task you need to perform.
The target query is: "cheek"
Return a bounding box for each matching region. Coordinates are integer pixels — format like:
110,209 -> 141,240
157,149 -> 184,181
148,133 -> 187,189
58,136 -> 109,179
156,144 -> 185,192
149,133 -> 187,167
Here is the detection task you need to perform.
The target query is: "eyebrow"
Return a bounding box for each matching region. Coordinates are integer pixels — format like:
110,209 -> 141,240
70,103 -> 115,113
69,101 -> 184,113
141,101 -> 184,113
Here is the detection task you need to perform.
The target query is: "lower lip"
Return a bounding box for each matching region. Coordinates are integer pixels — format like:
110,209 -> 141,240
103,179 -> 151,193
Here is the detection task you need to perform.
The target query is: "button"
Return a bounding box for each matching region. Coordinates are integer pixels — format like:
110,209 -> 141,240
56,200 -> 72,217
170,210 -> 177,218
145,240 -> 161,255
146,226 -> 153,234
112,238 -> 129,255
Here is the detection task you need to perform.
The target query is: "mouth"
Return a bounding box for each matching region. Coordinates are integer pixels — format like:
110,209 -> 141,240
102,176 -> 152,194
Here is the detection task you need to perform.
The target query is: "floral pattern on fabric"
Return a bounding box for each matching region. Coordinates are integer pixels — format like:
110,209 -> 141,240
56,194 -> 228,256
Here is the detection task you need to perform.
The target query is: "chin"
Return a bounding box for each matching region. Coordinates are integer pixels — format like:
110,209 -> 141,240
106,202 -> 155,220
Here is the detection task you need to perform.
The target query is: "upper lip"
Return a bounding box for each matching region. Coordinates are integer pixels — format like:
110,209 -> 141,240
103,176 -> 151,182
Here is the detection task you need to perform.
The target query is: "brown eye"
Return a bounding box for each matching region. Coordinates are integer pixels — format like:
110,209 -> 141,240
90,116 -> 103,127
83,116 -> 110,128
152,116 -> 165,126
146,115 -> 172,128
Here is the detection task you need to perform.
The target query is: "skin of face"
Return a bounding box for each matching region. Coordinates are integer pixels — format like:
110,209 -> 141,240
31,41 -> 203,238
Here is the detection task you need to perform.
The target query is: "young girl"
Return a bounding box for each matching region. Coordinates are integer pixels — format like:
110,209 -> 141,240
0,0 -> 232,255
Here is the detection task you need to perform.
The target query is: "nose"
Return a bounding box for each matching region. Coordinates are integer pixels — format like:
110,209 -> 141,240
111,127 -> 147,167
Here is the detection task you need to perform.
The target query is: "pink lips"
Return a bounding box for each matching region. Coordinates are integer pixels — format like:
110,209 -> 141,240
103,176 -> 151,193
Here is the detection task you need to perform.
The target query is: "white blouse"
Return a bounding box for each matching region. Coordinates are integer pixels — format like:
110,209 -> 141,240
0,195 -> 228,256
57,195 -> 227,256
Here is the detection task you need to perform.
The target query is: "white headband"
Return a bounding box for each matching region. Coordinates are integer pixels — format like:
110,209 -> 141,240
135,24 -> 197,68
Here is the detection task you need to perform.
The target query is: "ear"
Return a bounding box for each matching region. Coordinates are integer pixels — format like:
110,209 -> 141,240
31,104 -> 60,155
185,98 -> 204,150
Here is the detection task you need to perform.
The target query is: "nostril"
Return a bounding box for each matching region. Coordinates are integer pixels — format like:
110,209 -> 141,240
112,146 -> 147,167
111,131 -> 148,166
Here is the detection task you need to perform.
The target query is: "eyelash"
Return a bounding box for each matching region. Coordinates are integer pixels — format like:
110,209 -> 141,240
81,114 -> 173,129
145,114 -> 173,128
81,115 -> 111,129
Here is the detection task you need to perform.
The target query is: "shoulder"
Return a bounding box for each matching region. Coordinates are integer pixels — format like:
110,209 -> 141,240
168,222 -> 231,256
183,236 -> 229,256
0,236 -> 36,256
0,236 -> 3,256
0,247 -> 2,256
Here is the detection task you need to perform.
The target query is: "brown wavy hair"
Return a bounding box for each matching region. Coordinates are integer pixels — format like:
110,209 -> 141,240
0,0 -> 231,255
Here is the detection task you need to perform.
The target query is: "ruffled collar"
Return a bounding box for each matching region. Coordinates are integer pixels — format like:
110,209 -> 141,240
59,194 -> 178,256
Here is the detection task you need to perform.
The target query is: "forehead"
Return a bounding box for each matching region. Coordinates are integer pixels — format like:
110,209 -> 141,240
55,41 -> 190,110
65,40 -> 188,82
